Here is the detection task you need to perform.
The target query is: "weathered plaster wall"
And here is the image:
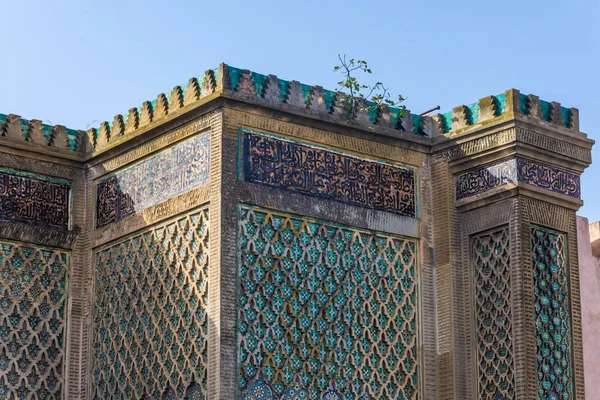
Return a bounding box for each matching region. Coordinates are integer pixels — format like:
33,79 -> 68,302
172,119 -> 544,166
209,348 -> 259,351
578,216 -> 600,400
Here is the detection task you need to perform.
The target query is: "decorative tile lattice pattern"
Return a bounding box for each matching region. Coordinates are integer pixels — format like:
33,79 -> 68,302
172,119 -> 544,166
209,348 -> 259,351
456,158 -> 581,200
242,130 -> 416,217
0,241 -> 68,399
96,132 -> 210,227
91,207 -> 209,399
0,169 -> 70,230
531,225 -> 573,399
472,227 -> 515,399
237,205 -> 419,399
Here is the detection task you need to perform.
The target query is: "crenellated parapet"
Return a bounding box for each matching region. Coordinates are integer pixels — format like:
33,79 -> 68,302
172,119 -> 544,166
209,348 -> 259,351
219,64 -> 440,138
0,113 -> 85,154
83,64 -> 435,155
433,89 -> 580,135
84,67 -> 220,154
0,63 -> 588,159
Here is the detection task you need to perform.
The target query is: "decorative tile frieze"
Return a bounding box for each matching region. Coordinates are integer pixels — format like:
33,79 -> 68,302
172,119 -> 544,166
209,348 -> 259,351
456,157 -> 581,200
456,159 -> 517,200
95,132 -> 210,227
0,168 -> 70,230
0,241 -> 69,399
531,225 -> 573,399
241,130 -> 416,218
91,207 -> 209,398
472,227 -> 515,399
237,205 -> 419,399
517,158 -> 580,198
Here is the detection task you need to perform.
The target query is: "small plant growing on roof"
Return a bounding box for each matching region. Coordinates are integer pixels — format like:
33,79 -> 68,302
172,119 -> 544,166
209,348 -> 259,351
334,54 -> 406,121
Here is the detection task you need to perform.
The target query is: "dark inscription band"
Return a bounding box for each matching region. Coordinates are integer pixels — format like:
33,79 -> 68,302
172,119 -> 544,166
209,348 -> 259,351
96,132 -> 210,227
242,130 -> 416,217
456,159 -> 517,200
0,169 -> 70,230
517,157 -> 580,198
456,157 -> 581,200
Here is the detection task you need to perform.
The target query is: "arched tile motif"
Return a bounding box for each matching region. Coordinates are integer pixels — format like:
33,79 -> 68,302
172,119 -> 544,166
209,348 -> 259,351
0,242 -> 68,399
236,205 -> 419,399
321,386 -> 342,400
242,376 -> 274,400
281,377 -> 309,399
184,382 -> 204,400
91,207 -> 209,399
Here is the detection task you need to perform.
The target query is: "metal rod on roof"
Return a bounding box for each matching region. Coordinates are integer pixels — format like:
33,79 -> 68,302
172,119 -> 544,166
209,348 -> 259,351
419,105 -> 441,116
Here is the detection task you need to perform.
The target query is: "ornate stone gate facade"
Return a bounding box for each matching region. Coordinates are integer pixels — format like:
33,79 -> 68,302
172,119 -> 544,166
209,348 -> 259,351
0,64 -> 593,399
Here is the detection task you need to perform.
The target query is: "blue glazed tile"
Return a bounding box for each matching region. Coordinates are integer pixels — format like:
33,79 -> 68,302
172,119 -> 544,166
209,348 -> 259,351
531,226 -> 573,399
456,157 -> 580,201
0,169 -> 70,230
96,132 -> 210,227
516,158 -> 580,198
241,130 -> 416,218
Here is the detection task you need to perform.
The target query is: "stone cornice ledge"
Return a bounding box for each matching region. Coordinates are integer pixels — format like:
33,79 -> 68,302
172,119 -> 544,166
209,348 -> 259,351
0,221 -> 79,250
433,125 -> 593,167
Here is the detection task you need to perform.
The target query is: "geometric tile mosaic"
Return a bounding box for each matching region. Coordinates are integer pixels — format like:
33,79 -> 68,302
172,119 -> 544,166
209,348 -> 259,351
237,205 -> 419,399
96,132 -> 210,228
456,157 -> 581,200
0,241 -> 69,399
241,130 -> 416,218
91,206 -> 209,399
471,227 -> 515,399
531,225 -> 573,400
0,168 -> 70,230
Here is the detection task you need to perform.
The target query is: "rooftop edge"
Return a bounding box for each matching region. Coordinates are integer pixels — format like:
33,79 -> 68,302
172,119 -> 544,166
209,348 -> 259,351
0,63 -> 583,156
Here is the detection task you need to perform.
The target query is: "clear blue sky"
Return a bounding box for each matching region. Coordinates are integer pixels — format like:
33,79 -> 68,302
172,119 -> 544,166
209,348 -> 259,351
1,0 -> 599,221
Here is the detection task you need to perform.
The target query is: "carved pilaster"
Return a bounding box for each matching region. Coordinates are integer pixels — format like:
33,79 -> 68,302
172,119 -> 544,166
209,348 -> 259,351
112,115 -> 125,138
28,120 -> 46,146
169,86 -> 184,113
139,101 -> 154,127
420,115 -> 438,137
235,70 -> 256,96
262,75 -> 281,103
451,105 -> 470,131
569,108 -> 580,131
478,96 -> 498,121
399,110 -> 414,133
154,94 -> 169,120
184,78 -> 200,106
307,86 -> 329,113
52,125 -> 69,151
550,101 -> 564,126
201,69 -> 217,97
526,94 -> 541,118
85,128 -> 97,151
377,105 -> 396,129
125,108 -> 139,134
98,122 -> 110,149
285,81 -> 306,108
4,114 -> 23,141
332,92 -> 349,117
